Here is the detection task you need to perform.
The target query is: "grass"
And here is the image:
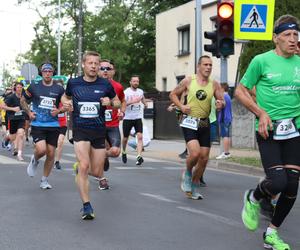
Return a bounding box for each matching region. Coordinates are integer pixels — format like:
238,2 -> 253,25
226,156 -> 262,168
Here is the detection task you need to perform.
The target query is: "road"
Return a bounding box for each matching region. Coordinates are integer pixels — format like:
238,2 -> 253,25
0,142 -> 299,250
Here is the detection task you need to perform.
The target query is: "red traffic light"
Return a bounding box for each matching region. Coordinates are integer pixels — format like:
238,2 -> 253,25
218,2 -> 233,19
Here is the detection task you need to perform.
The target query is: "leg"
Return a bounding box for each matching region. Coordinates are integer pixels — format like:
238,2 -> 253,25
43,144 -> 56,178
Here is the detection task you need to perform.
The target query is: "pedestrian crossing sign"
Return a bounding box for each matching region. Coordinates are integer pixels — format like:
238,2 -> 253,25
234,0 -> 275,40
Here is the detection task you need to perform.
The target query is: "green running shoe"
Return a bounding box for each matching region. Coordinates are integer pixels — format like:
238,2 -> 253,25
190,182 -> 203,200
263,231 -> 290,250
180,170 -> 192,195
241,189 -> 260,231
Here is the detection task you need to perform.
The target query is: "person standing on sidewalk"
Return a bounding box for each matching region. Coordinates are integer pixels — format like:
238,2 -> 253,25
235,14 -> 300,250
216,83 -> 232,160
169,55 -> 224,200
21,63 -> 65,189
121,75 -> 147,166
61,51 -> 120,220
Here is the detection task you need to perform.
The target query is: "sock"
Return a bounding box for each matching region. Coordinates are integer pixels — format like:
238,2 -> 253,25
224,152 -> 230,155
266,227 -> 276,235
18,150 -> 22,156
41,176 -> 47,182
249,190 -> 259,204
122,150 -> 127,154
137,155 -> 141,159
83,201 -> 91,208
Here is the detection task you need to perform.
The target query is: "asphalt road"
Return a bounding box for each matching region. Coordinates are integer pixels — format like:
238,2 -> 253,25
0,142 -> 299,250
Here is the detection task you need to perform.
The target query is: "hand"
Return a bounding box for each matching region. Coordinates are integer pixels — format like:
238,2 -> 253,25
13,107 -> 21,112
101,97 -> 111,106
62,100 -> 73,112
51,106 -> 60,117
29,111 -> 36,120
117,110 -> 125,120
258,110 -> 273,139
180,105 -> 191,114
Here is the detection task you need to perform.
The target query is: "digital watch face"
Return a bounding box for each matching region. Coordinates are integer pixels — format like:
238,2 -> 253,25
196,90 -> 207,100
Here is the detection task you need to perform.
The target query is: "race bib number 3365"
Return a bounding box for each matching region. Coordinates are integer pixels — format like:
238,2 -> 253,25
79,102 -> 100,118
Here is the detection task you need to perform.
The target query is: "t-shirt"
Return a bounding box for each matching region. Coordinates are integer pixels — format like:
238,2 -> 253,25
240,50 -> 300,129
124,87 -> 144,120
105,79 -> 125,128
24,81 -> 65,127
65,76 -> 116,131
218,92 -> 232,124
4,93 -> 25,120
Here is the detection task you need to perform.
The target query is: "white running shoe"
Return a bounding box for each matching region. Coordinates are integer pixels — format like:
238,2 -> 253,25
27,155 -> 39,177
216,152 -> 231,160
40,180 -> 52,190
17,155 -> 24,161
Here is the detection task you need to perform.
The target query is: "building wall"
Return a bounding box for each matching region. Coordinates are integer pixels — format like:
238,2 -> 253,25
156,0 -> 242,91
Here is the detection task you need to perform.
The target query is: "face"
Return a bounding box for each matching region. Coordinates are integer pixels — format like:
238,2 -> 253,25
82,55 -> 100,78
130,76 -> 140,89
15,84 -> 23,94
41,69 -> 54,83
274,29 -> 299,56
197,57 -> 212,79
109,64 -> 115,79
98,61 -> 111,79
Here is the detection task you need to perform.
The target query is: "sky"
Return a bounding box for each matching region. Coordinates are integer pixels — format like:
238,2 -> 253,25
0,1 -> 38,75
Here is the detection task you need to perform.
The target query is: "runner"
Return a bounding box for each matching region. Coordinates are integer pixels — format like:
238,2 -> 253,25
98,59 -> 126,190
121,75 -> 147,166
21,63 -> 65,189
169,55 -> 224,200
61,51 -> 120,220
2,82 -> 26,161
235,14 -> 300,250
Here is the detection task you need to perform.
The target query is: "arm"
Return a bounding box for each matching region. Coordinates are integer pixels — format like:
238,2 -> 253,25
213,80 -> 225,111
20,96 -> 35,120
169,77 -> 191,114
61,93 -> 73,112
235,83 -> 272,139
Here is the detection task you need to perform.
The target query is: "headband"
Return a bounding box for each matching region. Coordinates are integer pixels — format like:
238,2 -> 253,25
41,63 -> 54,71
274,23 -> 299,34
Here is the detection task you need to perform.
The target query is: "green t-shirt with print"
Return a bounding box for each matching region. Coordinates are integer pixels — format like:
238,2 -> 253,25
240,50 -> 300,130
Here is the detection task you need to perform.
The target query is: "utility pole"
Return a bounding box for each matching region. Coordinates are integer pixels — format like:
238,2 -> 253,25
195,0 -> 202,72
57,0 -> 61,75
77,0 -> 83,76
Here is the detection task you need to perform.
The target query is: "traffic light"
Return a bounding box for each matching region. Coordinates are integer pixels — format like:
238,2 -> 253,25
217,2 -> 234,57
204,30 -> 219,57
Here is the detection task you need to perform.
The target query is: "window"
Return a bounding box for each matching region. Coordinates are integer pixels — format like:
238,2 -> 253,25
177,25 -> 190,56
162,77 -> 167,91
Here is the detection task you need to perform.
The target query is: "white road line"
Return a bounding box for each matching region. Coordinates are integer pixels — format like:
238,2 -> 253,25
140,193 -> 179,203
115,167 -> 155,170
0,155 -> 27,165
177,206 -> 243,228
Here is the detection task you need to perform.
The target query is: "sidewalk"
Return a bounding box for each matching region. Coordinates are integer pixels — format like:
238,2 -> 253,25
126,139 -> 264,176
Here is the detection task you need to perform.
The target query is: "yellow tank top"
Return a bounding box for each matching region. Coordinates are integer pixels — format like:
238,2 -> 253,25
187,75 -> 214,118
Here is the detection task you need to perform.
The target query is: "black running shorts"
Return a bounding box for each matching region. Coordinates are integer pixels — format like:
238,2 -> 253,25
106,126 -> 121,147
8,119 -> 25,134
182,125 -> 211,148
73,127 -> 105,149
122,119 -> 143,138
31,126 -> 60,147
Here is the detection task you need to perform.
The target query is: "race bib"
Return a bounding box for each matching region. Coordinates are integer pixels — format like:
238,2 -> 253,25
105,109 -> 113,121
78,102 -> 100,118
15,110 -> 23,116
273,118 -> 300,140
38,96 -> 56,110
58,112 -> 65,118
180,115 -> 198,130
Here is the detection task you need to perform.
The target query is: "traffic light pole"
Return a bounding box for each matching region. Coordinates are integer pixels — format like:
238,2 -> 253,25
195,0 -> 202,73
220,56 -> 228,84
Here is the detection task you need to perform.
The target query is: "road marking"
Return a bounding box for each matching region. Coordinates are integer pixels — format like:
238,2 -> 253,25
115,167 -> 155,170
177,206 -> 243,228
140,193 -> 179,203
0,155 -> 27,165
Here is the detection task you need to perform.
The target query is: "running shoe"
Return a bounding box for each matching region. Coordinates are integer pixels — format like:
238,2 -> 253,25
178,149 -> 188,159
54,161 -> 62,170
40,179 -> 52,190
190,182 -> 203,200
13,149 -> 18,156
27,155 -> 39,177
6,143 -> 12,151
263,231 -> 290,250
17,154 -> 24,161
98,177 -> 109,190
122,153 -> 127,164
216,152 -> 231,159
104,157 -> 109,171
200,176 -> 207,187
242,189 -> 260,231
81,203 -> 95,220
180,170 -> 192,194
136,156 -> 144,166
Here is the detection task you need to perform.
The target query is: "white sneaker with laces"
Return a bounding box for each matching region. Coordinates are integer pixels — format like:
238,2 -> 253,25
216,152 -> 231,159
27,155 -> 39,177
40,180 -> 52,189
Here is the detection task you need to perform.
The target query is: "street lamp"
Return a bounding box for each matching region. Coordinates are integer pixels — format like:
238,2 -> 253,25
57,0 -> 61,75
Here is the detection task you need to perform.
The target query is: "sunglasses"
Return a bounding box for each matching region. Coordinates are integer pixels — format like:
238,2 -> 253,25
42,70 -> 54,73
100,66 -> 112,71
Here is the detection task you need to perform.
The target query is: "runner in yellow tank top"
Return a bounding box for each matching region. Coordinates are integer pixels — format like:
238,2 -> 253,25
170,55 -> 224,200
